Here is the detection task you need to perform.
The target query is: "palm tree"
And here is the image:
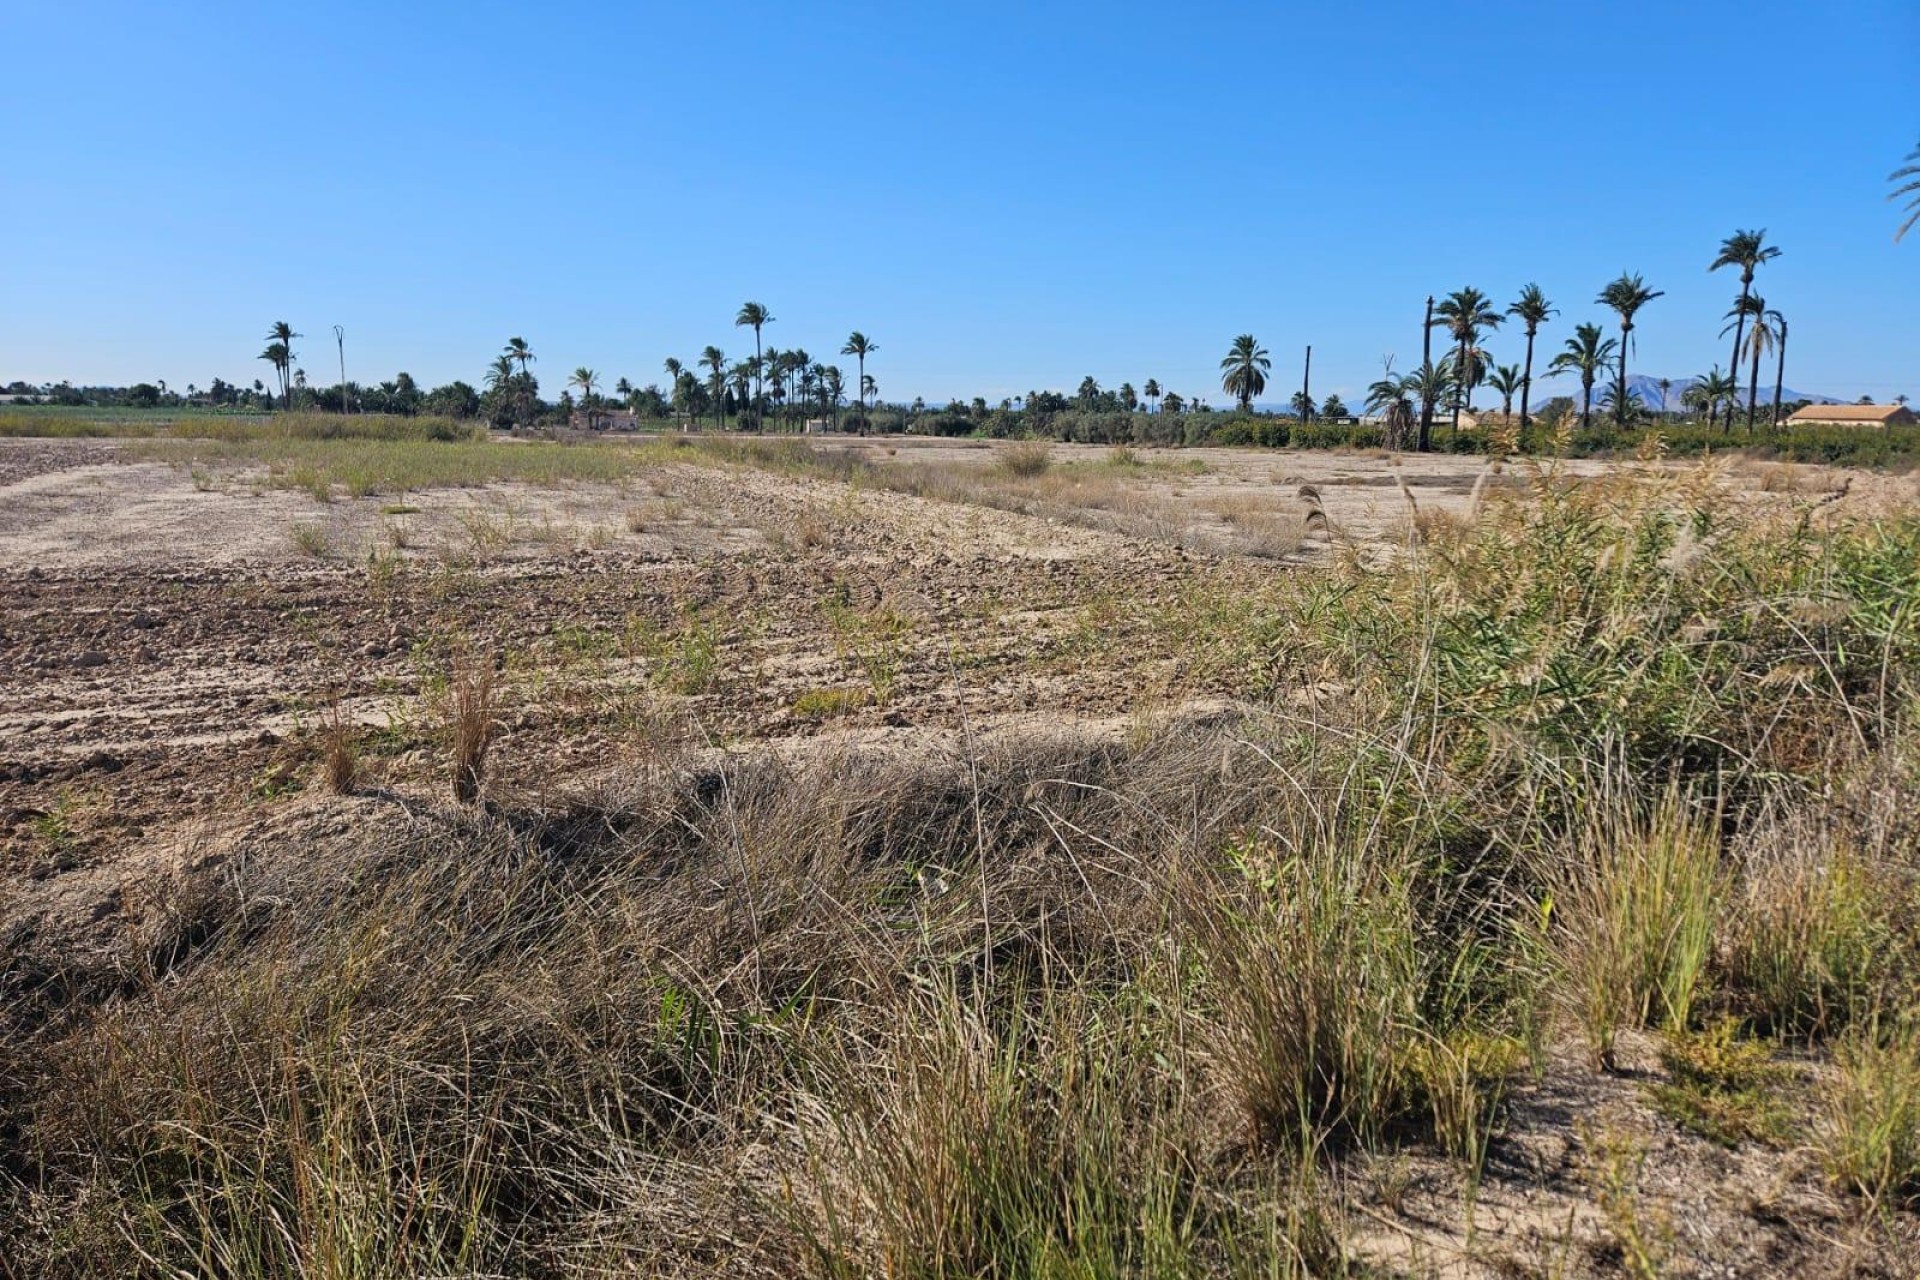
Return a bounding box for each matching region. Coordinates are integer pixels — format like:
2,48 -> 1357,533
258,342 -> 290,408
1658,378 -> 1673,418
700,346 -> 727,430
729,362 -> 752,424
734,302 -> 773,428
1507,284 -> 1556,434
1485,363 -> 1523,420
1547,323 -> 1619,433
1120,382 -> 1138,412
840,332 -> 876,431
1290,390 -> 1317,420
1600,379 -> 1643,425
1142,378 -> 1161,414
1218,334 -> 1271,412
506,337 -> 536,379
1365,360 -> 1416,452
1596,273 -> 1664,425
1709,231 -> 1780,405
569,367 -> 600,426
1894,142 -> 1920,241
1721,297 -> 1778,433
1770,312 -> 1789,428
1431,288 -> 1502,430
822,365 -> 845,430
1403,359 -> 1454,445
1693,367 -> 1739,427
263,321 -> 300,407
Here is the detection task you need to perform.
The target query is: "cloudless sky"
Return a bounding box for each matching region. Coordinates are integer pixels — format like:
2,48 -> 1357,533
5,1 -> 1917,405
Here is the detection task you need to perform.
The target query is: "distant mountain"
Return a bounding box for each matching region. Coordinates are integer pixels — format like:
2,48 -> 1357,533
1533,374 -> 1842,410
1640,374 -> 1840,408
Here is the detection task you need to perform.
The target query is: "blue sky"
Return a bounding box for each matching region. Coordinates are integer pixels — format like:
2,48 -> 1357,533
6,1 -> 1917,406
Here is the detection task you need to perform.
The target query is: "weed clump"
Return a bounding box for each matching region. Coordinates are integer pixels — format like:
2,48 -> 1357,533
997,440 -> 1052,477
448,653 -> 497,804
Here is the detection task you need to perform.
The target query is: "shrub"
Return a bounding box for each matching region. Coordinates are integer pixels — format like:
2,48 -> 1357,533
997,441 -> 1052,477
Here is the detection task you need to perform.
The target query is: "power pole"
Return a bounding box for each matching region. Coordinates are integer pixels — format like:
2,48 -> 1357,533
1419,296 -> 1434,452
1301,345 -> 1312,424
333,325 -> 349,414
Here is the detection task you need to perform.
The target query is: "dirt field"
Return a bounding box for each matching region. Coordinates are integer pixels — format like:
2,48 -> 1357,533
5,432 -> 1917,1276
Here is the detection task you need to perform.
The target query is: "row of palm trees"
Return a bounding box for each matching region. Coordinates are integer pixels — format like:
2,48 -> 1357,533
658,306 -> 878,431
1219,228 -> 1800,450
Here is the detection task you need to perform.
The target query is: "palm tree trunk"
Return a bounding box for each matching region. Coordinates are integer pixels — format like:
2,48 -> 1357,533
1616,328 -> 1630,426
1582,379 -> 1593,433
1519,327 -> 1536,440
1728,275 -> 1751,424
1301,345 -> 1312,425
1418,296 -> 1434,452
1747,341 -> 1763,434
1772,325 -> 1787,429
1452,336 -> 1466,433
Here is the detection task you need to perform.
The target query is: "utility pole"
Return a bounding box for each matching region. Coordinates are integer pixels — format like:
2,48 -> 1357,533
333,325 -> 349,414
1301,345 -> 1312,425
1419,296 -> 1434,452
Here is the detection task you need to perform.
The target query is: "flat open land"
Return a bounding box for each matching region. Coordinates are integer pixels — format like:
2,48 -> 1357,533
7,431 -> 1920,1277
0,435 -> 1642,877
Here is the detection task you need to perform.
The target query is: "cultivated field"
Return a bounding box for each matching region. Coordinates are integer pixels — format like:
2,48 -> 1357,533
5,428 -> 1920,1277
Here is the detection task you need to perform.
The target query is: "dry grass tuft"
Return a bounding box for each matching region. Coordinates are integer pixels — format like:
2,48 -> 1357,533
997,440 -> 1053,477
319,701 -> 358,795
448,653 -> 498,804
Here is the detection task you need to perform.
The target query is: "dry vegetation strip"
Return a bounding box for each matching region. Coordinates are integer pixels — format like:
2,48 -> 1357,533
7,461 -> 1920,1274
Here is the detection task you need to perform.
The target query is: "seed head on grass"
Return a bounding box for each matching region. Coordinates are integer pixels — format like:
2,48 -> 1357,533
449,654 -> 498,804
320,701 -> 358,795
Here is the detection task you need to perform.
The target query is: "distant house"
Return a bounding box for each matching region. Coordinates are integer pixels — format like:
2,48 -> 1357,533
1785,403 -> 1916,428
569,407 -> 638,431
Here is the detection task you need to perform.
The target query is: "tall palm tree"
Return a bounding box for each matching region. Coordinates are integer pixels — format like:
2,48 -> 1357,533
787,348 -> 811,430
734,302 -> 773,428
1708,231 -> 1779,405
700,346 -> 727,430
1142,378 -> 1161,414
1596,273 -> 1663,425
1506,284 -> 1555,434
259,342 -> 290,408
1658,378 -> 1673,418
1547,323 -> 1619,433
264,321 -> 300,407
1893,142 -> 1920,241
822,365 -> 845,430
506,337 -> 536,380
1431,288 -> 1502,430
840,333 -> 876,430
1485,364 -> 1523,420
1770,312 -> 1789,428
1721,296 -> 1777,433
1218,334 -> 1271,412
